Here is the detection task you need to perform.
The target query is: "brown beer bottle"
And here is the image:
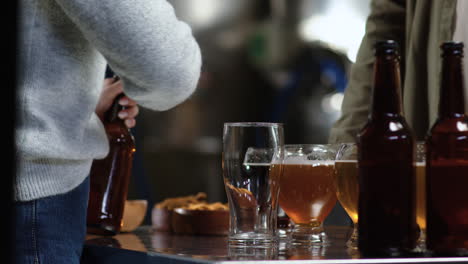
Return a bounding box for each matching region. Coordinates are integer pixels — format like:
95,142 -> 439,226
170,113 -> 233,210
87,90 -> 136,236
426,42 -> 468,256
357,40 -> 417,257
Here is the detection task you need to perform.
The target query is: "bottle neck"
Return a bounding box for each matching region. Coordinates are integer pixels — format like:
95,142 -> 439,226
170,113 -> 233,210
439,55 -> 466,118
105,93 -> 126,124
370,54 -> 403,119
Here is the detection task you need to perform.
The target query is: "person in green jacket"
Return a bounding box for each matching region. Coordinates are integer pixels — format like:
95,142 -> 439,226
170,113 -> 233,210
329,0 -> 468,143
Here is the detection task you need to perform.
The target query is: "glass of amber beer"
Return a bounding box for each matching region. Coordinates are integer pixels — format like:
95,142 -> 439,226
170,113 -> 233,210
334,143 -> 359,249
278,144 -> 338,246
415,141 -> 426,251
223,122 -> 284,248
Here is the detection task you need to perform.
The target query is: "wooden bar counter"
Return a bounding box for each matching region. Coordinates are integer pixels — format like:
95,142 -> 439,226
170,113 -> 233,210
82,226 -> 468,264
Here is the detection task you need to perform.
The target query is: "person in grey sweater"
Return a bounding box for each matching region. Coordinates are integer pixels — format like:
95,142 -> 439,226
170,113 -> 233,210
16,0 -> 202,263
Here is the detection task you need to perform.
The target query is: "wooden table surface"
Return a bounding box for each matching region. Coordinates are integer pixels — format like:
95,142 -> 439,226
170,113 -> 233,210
82,225 -> 468,264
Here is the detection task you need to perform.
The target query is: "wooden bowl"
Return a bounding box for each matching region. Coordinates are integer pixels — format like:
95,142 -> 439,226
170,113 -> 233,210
121,200 -> 148,232
152,206 -> 173,232
171,208 -> 229,236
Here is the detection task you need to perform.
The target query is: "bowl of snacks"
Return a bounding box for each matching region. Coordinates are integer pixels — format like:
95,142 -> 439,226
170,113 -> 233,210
171,201 -> 229,236
152,192 -> 229,235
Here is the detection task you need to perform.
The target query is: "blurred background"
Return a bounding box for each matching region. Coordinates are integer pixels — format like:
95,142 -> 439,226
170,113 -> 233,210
127,0 -> 371,226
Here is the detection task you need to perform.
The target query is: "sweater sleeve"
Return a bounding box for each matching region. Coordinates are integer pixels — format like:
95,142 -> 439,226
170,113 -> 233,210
328,0 -> 406,143
53,0 -> 201,111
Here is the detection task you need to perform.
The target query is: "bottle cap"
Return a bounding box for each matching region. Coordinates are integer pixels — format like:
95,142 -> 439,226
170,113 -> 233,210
441,41 -> 464,56
374,40 -> 399,55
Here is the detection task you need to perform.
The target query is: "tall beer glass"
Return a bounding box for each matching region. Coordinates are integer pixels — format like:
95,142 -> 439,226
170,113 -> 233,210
223,122 -> 284,248
415,141 -> 426,251
334,143 -> 358,249
278,144 -> 338,246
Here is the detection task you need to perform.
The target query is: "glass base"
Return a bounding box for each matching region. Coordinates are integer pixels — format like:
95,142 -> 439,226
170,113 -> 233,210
228,233 -> 278,248
278,227 -> 290,240
285,245 -> 328,259
228,245 -> 278,260
347,246 -> 361,258
347,225 -> 358,249
288,223 -> 328,247
413,229 -> 426,253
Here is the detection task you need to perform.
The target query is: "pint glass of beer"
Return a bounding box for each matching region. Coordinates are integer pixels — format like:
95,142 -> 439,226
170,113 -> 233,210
278,144 -> 338,246
415,141 -> 426,251
223,122 -> 284,248
334,143 -> 359,249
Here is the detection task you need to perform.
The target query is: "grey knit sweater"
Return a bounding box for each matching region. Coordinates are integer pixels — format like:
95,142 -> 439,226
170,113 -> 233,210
16,0 -> 201,201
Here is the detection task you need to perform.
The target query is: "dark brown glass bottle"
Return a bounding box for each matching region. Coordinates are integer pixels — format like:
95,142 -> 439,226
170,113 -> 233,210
426,42 -> 468,256
87,92 -> 136,236
357,40 -> 417,257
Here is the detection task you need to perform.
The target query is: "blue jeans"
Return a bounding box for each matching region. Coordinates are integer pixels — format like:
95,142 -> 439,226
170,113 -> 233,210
14,177 -> 90,264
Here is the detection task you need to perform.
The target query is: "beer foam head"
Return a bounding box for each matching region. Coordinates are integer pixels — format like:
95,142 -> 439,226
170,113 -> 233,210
243,147 -> 277,164
335,160 -> 357,163
283,156 -> 334,166
243,162 -> 272,166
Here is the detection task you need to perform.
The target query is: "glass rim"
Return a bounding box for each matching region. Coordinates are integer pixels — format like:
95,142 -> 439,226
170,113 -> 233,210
224,122 -> 283,128
285,143 -> 340,148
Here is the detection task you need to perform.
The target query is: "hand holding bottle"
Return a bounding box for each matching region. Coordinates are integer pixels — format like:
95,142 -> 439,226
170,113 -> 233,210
95,77 -> 139,128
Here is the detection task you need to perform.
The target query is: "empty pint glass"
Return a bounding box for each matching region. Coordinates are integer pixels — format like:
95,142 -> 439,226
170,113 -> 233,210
223,122 -> 284,248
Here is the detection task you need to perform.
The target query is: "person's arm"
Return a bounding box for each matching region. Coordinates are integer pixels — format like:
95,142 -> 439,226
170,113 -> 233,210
54,0 -> 202,111
329,0 -> 406,143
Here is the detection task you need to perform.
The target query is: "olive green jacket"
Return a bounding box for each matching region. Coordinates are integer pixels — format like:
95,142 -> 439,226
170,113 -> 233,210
329,0 -> 457,143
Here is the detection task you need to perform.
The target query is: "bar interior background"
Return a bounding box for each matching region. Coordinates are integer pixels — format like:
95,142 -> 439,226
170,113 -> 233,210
127,0 -> 372,226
